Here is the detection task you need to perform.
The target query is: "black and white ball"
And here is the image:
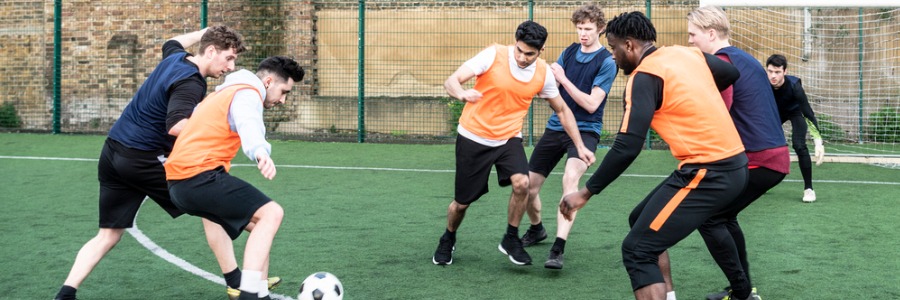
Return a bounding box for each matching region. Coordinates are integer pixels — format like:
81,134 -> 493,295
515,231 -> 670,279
298,272 -> 343,300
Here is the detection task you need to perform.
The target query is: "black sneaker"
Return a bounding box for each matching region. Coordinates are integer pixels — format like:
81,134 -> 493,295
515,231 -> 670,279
498,234 -> 532,265
544,250 -> 564,269
236,291 -> 258,300
521,227 -> 547,247
722,288 -> 761,300
432,236 -> 455,265
706,287 -> 730,300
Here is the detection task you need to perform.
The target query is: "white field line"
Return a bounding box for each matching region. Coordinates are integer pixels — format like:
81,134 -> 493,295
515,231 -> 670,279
2,155 -> 895,185
127,201 -> 296,300
3,153 -> 897,299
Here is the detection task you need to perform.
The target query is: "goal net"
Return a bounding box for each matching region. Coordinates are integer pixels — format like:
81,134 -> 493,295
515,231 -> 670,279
701,1 -> 900,164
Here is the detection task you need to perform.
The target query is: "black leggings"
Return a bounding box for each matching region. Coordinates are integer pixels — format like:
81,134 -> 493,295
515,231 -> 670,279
698,167 -> 785,295
783,111 -> 813,189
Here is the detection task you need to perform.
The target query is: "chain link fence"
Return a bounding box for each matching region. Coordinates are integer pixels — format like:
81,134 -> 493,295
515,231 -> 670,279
1,1 -> 896,152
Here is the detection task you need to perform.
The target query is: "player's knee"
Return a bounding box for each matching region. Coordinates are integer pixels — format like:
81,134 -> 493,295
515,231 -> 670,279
527,183 -> 542,198
627,210 -> 640,227
97,228 -> 125,245
511,175 -> 530,195
260,201 -> 284,223
621,242 -> 651,269
621,239 -> 661,276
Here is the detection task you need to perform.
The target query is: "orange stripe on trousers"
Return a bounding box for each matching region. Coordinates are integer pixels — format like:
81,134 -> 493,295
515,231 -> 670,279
649,169 -> 707,231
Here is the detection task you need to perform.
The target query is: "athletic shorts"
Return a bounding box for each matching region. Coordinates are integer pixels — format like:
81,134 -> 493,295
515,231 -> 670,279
623,153 -> 749,290
454,135 -> 528,205
528,129 -> 600,177
168,167 -> 270,240
98,138 -> 183,228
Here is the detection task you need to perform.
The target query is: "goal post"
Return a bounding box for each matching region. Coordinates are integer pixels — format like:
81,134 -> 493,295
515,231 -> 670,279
698,2 -> 900,163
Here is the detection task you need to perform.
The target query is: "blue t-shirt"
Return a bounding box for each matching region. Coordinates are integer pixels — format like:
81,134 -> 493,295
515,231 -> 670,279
546,44 -> 617,135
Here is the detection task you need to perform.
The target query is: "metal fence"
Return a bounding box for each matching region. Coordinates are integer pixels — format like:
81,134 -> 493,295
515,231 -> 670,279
1,1 -> 897,150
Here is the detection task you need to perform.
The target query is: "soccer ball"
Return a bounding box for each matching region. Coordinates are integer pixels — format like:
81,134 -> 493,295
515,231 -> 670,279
298,272 -> 344,300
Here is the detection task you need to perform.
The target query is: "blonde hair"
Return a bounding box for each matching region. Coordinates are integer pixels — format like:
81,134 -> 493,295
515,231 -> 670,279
687,5 -> 730,39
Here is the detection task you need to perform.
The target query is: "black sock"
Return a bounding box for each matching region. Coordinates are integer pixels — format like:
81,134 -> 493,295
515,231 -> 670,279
551,237 -> 567,253
442,229 -> 456,241
224,267 -> 242,289
506,224 -> 518,237
56,285 -> 77,300
529,222 -> 544,232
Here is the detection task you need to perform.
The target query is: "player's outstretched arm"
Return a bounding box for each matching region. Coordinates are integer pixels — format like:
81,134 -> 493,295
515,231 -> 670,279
703,52 -> 740,91
546,95 -> 595,165
443,65 -> 482,103
168,27 -> 209,49
560,188 -> 592,221
550,62 -> 606,113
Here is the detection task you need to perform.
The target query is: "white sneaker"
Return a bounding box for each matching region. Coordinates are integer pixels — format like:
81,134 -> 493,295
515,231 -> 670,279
802,189 -> 816,202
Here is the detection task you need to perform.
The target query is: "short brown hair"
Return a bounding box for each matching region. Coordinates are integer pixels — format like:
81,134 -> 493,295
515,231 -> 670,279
571,3 -> 607,32
198,25 -> 246,54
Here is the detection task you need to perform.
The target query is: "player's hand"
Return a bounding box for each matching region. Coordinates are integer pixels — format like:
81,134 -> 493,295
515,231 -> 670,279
559,188 -> 592,221
459,89 -> 483,103
578,146 -> 596,166
256,153 -> 277,180
814,138 -> 825,166
550,63 -> 568,85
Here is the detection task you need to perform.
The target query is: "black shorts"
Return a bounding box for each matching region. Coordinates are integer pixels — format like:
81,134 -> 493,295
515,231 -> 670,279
168,167 -> 270,240
623,154 -> 749,290
528,129 -> 600,177
98,138 -> 183,228
454,135 -> 528,205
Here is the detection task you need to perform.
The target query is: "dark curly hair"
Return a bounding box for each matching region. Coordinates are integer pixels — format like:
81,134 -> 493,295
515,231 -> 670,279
605,11 -> 656,43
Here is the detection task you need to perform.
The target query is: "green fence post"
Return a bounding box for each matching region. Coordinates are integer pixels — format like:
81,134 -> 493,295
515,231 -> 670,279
358,0 -> 366,143
857,8 -> 864,144
527,0 -> 534,146
53,0 -> 61,134
200,0 -> 207,28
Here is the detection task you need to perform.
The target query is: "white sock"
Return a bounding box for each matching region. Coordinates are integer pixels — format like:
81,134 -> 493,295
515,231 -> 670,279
258,279 -> 270,298
240,270 -> 262,294
666,291 -> 677,300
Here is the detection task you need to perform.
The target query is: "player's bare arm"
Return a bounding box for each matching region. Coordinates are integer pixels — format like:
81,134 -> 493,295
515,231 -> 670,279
546,95 -> 596,166
169,27 -> 209,48
443,65 -> 483,103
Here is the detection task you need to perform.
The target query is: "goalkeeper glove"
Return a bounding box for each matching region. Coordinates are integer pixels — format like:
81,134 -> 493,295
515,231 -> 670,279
814,138 -> 824,166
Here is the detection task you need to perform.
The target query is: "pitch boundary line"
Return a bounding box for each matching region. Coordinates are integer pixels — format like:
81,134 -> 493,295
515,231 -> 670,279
128,201 -> 296,300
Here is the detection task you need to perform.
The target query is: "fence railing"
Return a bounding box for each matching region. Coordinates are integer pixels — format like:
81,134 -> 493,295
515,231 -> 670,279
1,1 -> 897,153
